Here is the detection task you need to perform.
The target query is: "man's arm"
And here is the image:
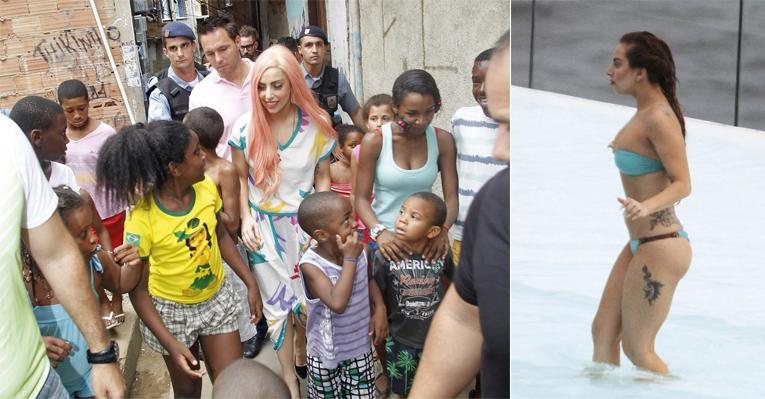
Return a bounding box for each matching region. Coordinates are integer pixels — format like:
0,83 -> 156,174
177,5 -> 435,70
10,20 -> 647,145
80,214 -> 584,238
409,286 -> 482,397
147,88 -> 172,122
336,71 -> 365,128
23,212 -> 125,398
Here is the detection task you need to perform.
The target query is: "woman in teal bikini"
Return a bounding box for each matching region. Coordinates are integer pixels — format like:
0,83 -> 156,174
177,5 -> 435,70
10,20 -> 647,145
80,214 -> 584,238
591,31 -> 692,374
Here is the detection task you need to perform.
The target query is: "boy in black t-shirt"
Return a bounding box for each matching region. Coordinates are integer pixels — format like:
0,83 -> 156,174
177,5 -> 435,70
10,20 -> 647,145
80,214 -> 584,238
373,192 -> 454,397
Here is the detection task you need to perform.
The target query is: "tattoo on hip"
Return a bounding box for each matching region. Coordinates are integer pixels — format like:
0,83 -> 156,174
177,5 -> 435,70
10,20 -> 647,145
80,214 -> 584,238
649,208 -> 678,230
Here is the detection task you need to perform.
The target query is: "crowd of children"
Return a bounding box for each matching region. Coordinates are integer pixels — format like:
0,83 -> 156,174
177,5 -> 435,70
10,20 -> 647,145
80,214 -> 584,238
5,38 -> 505,398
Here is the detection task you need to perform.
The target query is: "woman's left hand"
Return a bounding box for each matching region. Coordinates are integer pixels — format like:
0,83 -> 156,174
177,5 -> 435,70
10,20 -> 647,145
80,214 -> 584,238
247,286 -> 263,324
618,197 -> 649,221
422,228 -> 450,262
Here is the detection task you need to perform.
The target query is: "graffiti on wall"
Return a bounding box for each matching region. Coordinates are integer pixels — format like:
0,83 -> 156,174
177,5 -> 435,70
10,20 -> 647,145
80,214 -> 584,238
32,27 -> 120,64
88,81 -> 107,99
28,25 -> 131,128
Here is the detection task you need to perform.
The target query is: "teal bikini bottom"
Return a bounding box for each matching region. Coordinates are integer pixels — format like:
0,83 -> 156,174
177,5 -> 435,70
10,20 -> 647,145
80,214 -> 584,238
629,230 -> 689,255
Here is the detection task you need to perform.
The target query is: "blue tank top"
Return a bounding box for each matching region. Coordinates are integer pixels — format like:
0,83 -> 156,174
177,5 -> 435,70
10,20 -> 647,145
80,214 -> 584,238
372,123 -> 439,228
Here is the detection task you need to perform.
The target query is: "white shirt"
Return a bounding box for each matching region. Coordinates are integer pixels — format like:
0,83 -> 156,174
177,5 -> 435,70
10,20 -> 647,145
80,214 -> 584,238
49,161 -> 81,192
0,115 -> 58,398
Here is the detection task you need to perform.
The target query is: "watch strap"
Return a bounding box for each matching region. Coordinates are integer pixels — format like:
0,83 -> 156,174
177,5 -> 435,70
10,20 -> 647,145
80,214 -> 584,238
87,340 -> 119,364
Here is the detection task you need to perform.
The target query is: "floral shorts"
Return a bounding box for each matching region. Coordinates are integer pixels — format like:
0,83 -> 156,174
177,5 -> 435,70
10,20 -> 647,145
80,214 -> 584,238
385,336 -> 423,396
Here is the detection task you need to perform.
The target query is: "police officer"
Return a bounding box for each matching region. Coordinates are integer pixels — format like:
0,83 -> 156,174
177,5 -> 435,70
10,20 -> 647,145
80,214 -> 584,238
297,26 -> 365,128
146,22 -> 209,122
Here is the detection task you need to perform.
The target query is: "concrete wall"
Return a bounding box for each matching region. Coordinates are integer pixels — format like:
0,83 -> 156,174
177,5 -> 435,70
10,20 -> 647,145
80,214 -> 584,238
357,0 -> 509,129
262,0 -> 292,45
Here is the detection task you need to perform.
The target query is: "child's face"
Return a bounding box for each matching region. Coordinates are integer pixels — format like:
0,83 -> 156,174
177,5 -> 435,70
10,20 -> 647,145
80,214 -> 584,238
394,197 -> 439,244
64,206 -> 98,255
175,132 -> 206,183
365,104 -> 393,131
472,60 -> 490,116
60,96 -> 90,129
36,113 -> 69,161
340,131 -> 364,161
320,198 -> 357,243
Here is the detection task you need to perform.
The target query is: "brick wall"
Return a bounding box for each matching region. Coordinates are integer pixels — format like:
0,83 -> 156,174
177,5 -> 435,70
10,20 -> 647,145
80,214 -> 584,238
0,0 -> 134,129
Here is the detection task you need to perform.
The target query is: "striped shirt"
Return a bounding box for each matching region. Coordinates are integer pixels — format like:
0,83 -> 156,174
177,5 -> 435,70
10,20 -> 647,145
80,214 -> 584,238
300,248 -> 371,368
450,105 -> 507,241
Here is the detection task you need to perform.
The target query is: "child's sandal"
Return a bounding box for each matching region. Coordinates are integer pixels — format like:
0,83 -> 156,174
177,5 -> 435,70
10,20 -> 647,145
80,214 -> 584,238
101,311 -> 119,330
112,313 -> 126,328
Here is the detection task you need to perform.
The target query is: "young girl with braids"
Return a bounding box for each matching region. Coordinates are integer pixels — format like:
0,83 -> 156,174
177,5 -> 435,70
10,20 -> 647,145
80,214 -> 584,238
23,186 -> 140,398
228,45 -> 337,399
592,31 -> 691,374
96,121 -> 263,397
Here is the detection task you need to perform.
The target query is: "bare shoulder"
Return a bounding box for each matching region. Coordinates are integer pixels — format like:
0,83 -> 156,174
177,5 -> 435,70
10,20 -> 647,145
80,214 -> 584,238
643,103 -> 681,139
218,160 -> 238,179
434,126 -> 455,146
216,160 -> 239,184
360,128 -> 383,152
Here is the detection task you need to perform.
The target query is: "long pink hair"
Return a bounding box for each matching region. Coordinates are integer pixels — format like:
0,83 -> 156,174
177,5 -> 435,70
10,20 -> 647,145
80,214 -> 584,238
247,45 -> 336,200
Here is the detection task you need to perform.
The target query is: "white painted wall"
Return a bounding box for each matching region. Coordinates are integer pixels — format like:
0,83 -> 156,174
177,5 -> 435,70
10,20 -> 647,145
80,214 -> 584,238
354,0 -> 510,128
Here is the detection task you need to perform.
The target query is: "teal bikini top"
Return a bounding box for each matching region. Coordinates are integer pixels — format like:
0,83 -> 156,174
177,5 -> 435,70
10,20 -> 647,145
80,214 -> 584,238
613,149 -> 664,176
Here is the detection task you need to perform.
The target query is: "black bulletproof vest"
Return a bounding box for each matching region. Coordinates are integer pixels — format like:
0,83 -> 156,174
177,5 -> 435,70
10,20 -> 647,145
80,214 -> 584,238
147,64 -> 210,121
312,66 -> 340,126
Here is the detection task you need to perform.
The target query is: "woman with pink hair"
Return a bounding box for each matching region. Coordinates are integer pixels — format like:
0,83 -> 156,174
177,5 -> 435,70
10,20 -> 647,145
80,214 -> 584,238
229,45 -> 336,398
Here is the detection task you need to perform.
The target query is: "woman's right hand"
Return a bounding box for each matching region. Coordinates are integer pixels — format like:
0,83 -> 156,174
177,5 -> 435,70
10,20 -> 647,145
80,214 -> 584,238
167,339 -> 205,378
376,230 -> 411,262
241,215 -> 263,252
43,336 -> 72,367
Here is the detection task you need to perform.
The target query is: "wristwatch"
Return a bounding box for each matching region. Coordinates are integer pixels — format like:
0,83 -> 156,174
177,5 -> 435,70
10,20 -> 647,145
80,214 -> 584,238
370,224 -> 387,241
87,340 -> 119,364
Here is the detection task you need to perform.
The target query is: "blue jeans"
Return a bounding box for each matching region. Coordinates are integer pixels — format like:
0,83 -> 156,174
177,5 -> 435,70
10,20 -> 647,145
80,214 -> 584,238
36,366 -> 68,399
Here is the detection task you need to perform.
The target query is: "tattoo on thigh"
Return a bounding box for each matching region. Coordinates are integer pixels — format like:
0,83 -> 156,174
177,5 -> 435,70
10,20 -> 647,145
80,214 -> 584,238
649,208 -> 677,230
642,265 -> 664,306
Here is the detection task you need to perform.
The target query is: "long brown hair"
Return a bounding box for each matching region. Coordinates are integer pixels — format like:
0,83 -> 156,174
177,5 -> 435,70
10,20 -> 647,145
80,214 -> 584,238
620,31 -> 685,138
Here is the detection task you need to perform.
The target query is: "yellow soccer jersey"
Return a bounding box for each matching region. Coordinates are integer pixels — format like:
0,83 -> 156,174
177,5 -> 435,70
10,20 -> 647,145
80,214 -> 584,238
124,176 -> 224,303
